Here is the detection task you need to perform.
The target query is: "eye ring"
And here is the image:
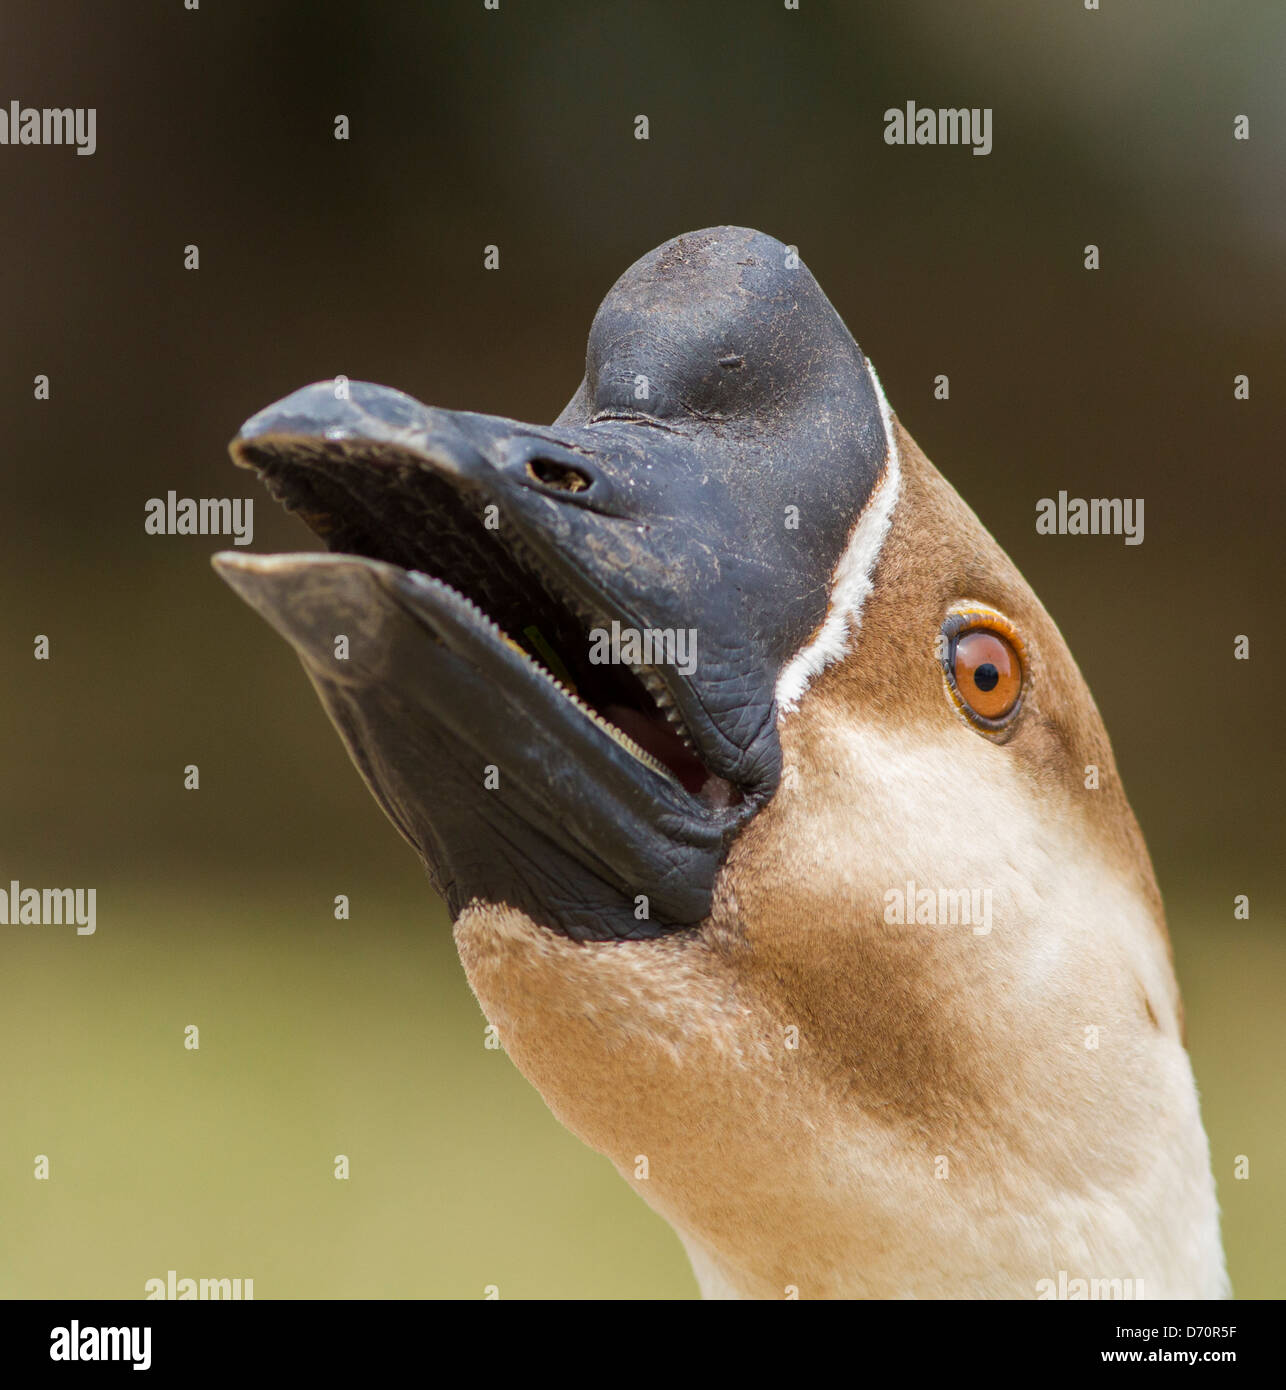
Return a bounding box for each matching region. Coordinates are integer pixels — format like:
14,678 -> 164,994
939,603 -> 1027,735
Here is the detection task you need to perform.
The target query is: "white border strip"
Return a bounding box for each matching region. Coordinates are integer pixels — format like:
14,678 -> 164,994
774,360 -> 902,716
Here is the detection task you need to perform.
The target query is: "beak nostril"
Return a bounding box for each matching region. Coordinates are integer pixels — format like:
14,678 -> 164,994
527,458 -> 594,493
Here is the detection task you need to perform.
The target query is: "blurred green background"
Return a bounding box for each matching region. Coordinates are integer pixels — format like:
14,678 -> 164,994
1,1 -> 1280,1297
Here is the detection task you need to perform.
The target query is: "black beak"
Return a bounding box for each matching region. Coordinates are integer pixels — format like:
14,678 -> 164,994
214,226 -> 891,940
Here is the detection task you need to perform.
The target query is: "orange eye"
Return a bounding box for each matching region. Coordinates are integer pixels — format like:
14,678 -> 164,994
940,607 -> 1026,732
954,629 -> 1020,718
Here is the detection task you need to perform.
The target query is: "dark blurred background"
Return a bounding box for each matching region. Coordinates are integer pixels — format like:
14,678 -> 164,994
1,0 -> 1280,1297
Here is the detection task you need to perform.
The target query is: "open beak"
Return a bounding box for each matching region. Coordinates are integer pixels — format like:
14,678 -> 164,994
214,380 -> 775,939
213,228 -> 891,939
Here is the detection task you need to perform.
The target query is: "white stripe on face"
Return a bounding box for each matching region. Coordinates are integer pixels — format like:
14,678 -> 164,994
775,361 -> 902,716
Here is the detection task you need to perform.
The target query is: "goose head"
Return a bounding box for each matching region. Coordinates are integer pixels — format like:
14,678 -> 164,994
214,226 -> 1227,1299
